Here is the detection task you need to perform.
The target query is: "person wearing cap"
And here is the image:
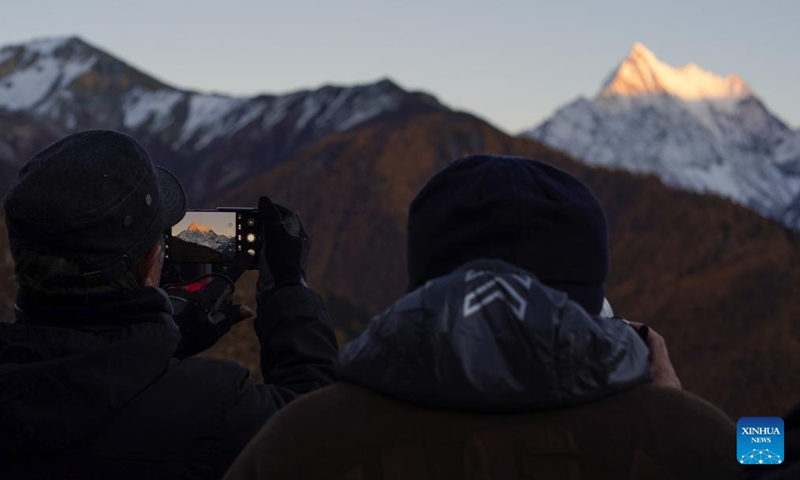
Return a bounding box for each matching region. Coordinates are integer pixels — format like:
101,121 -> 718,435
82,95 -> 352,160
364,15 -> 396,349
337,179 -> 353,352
0,130 -> 338,479
224,155 -> 739,480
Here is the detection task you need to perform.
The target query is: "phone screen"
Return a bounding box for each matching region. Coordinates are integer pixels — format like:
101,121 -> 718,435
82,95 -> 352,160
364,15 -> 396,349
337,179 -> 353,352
169,211 -> 237,263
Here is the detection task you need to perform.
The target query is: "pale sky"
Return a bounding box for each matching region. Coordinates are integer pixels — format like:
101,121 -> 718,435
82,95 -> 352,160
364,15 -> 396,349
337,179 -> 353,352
1,0 -> 798,133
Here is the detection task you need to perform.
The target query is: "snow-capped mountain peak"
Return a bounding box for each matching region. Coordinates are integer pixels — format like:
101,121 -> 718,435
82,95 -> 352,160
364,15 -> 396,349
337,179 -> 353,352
186,222 -> 213,233
600,42 -> 751,100
16,36 -> 74,55
0,36 -> 98,113
0,36 -> 168,129
525,44 -> 800,230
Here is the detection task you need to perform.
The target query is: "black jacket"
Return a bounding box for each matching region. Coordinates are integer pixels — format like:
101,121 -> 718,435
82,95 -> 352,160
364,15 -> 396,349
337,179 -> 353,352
0,285 -> 338,479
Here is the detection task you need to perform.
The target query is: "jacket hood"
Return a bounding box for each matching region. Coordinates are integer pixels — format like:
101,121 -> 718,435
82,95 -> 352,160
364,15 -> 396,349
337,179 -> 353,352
339,259 -> 651,412
0,288 -> 180,454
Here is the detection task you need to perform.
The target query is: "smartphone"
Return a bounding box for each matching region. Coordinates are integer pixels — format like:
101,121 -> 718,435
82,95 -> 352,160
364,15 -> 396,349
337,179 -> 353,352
165,208 -> 260,268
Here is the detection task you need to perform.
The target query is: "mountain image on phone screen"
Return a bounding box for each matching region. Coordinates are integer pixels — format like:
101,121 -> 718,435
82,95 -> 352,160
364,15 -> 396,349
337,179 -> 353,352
170,212 -> 236,263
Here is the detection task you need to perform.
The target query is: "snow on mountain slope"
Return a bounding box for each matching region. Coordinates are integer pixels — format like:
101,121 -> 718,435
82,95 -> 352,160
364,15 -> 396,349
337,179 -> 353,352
122,87 -> 185,131
525,43 -> 800,229
0,37 -> 437,152
166,81 -> 408,151
177,94 -> 249,149
0,36 -> 445,203
0,36 -> 168,130
0,38 -> 97,112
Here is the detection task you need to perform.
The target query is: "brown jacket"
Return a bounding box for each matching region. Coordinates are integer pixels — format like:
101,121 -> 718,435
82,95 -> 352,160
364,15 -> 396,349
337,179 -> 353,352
225,382 -> 741,480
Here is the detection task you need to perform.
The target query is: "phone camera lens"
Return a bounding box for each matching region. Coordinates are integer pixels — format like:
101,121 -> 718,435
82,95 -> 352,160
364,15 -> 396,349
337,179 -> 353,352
247,218 -> 256,227
246,233 -> 256,243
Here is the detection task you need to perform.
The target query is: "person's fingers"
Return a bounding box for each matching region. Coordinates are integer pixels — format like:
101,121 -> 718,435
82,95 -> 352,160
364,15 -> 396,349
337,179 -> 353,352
625,321 -> 681,388
649,341 -> 669,370
642,328 -> 682,389
628,322 -> 668,360
275,204 -> 300,237
258,196 -> 283,228
625,320 -> 649,343
238,304 -> 255,319
213,304 -> 249,330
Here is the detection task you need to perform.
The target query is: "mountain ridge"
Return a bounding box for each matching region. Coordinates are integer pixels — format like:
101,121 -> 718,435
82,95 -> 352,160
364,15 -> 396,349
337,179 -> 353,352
0,36 -> 447,203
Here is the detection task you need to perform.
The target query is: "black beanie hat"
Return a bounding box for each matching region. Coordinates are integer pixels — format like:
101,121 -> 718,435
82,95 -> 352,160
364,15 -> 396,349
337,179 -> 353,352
4,130 -> 187,286
407,155 -> 609,314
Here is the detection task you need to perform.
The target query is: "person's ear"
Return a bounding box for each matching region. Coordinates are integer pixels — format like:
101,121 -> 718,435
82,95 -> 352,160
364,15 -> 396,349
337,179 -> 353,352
136,243 -> 163,288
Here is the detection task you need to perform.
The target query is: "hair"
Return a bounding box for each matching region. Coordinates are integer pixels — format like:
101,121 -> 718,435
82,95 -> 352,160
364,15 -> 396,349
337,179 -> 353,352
13,237 -> 165,295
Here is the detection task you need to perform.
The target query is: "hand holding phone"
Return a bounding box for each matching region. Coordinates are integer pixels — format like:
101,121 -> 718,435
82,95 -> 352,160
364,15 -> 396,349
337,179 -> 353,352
628,321 -> 682,389
256,196 -> 310,299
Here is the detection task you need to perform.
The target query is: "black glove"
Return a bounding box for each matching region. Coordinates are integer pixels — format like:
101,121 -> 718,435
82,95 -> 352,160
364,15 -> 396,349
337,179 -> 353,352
167,253 -> 253,359
256,196 -> 310,299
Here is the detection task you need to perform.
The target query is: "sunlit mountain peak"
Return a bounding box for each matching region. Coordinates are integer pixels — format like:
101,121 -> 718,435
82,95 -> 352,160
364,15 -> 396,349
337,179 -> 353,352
599,42 -> 751,100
